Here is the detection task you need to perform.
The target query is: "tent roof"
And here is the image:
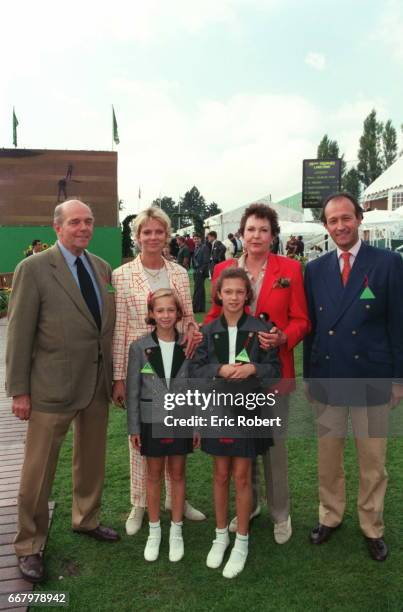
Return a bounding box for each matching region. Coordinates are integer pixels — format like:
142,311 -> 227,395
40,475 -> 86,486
363,156 -> 403,200
279,221 -> 325,236
361,208 -> 403,227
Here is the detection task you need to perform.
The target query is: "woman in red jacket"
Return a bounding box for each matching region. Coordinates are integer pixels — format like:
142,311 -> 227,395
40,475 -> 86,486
204,203 -> 310,544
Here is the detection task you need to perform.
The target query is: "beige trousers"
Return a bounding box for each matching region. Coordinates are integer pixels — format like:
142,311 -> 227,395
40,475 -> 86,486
14,368 -> 109,556
315,403 -> 389,539
253,396 -> 290,523
129,444 -> 171,508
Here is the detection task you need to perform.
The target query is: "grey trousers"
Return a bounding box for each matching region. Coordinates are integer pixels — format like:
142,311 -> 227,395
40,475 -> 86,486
252,395 -> 290,523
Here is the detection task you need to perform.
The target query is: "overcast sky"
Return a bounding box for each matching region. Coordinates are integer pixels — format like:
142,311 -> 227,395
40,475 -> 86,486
1,0 -> 402,216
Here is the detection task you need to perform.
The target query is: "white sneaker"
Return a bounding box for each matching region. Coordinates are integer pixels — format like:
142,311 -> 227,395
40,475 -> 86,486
144,532 -> 161,562
222,543 -> 248,579
169,534 -> 184,562
229,505 -> 261,533
274,516 -> 292,544
206,536 -> 230,569
125,506 -> 145,536
184,501 -> 206,521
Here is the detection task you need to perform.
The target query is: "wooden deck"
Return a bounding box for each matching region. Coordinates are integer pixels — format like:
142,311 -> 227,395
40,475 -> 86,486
0,319 -> 54,610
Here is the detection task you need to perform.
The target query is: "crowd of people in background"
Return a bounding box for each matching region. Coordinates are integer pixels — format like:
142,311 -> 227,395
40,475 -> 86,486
167,229 -> 311,310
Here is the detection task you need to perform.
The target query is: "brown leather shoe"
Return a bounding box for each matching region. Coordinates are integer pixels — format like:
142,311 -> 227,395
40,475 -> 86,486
18,554 -> 44,583
310,523 -> 341,545
366,537 -> 388,561
73,525 -> 120,542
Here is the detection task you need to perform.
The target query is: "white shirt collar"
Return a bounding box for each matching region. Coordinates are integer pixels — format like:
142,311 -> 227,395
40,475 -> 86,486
336,238 -> 361,261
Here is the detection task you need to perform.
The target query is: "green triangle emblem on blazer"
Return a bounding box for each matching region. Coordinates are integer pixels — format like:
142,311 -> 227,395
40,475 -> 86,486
141,362 -> 155,374
360,287 -> 375,300
236,348 -> 250,363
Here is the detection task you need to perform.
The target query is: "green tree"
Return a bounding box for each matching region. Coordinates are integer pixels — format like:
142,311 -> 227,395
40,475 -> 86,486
382,119 -> 398,169
205,201 -> 221,218
357,109 -> 384,187
178,187 -> 222,234
342,167 -> 361,201
121,214 -> 136,258
151,196 -> 180,231
179,186 -> 206,226
312,135 -> 345,220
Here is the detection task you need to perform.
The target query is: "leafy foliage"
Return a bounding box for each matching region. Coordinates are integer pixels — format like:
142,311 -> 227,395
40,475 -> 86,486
382,119 -> 398,169
342,167 -> 361,201
152,188 -> 222,235
357,109 -> 384,187
121,214 -> 136,258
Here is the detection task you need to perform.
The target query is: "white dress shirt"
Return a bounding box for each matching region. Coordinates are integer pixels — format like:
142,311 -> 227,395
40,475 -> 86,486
336,239 -> 362,272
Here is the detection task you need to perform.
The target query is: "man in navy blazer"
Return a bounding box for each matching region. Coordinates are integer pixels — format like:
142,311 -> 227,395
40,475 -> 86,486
304,192 -> 403,561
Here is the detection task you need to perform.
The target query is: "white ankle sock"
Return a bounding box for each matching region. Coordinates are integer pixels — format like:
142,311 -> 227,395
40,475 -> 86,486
235,532 -> 249,551
170,520 -> 183,531
216,526 -> 230,542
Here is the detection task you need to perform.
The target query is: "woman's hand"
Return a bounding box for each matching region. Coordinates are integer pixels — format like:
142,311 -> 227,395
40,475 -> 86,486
112,380 -> 126,408
258,327 -> 287,350
181,323 -> 203,358
218,364 -> 237,378
130,434 -> 141,450
228,363 -> 257,379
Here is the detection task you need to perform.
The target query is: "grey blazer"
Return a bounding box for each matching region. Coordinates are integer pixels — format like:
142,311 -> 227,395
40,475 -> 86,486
189,312 -> 281,386
126,331 -> 188,435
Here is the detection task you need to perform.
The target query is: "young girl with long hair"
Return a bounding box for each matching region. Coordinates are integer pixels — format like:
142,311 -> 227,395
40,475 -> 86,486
191,268 -> 280,578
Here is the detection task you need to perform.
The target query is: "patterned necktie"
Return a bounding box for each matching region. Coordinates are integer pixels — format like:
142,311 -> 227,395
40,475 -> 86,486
340,252 -> 352,286
75,257 -> 101,329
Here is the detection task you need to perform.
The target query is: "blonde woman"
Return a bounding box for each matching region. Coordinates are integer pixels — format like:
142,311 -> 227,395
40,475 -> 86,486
112,207 -> 205,535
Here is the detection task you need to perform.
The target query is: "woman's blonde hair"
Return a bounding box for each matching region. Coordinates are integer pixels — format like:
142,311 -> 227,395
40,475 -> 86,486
145,288 -> 184,325
132,206 -> 172,245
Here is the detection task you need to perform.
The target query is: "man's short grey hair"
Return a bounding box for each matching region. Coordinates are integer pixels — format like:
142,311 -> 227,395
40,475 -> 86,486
53,200 -> 94,225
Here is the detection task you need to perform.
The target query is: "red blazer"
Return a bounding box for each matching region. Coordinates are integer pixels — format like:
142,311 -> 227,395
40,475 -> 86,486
204,254 -> 310,392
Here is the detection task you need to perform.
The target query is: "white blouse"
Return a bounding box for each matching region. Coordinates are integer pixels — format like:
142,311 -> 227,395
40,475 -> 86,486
159,338 -> 175,388
228,326 -> 237,364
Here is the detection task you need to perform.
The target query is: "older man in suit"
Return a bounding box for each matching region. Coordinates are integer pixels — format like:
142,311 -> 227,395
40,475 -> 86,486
6,200 -> 119,583
304,192 -> 403,561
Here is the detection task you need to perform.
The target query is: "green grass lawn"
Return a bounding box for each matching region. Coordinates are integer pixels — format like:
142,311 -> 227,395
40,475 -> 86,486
32,279 -> 403,612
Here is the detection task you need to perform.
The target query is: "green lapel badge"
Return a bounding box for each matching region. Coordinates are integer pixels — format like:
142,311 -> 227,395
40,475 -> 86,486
141,362 -> 155,374
236,348 -> 250,363
106,283 -> 116,294
360,275 -> 375,300
360,286 -> 375,300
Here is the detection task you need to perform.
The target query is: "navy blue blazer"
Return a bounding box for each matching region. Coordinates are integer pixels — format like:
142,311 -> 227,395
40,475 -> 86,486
303,243 -> 403,405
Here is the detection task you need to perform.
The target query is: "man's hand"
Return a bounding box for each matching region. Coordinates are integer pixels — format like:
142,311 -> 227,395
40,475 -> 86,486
228,363 -> 257,379
12,394 -> 32,420
112,380 -> 126,408
181,323 -> 203,358
391,383 -> 403,408
258,327 -> 287,350
130,434 -> 141,450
